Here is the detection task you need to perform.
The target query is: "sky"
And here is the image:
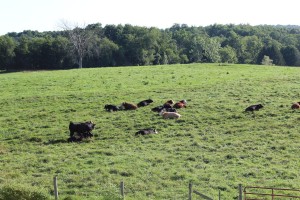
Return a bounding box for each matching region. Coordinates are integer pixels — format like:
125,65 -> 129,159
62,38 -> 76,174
1,0 -> 299,35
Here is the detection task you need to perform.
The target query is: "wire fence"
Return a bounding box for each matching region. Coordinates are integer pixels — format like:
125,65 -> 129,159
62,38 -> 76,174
13,177 -> 300,200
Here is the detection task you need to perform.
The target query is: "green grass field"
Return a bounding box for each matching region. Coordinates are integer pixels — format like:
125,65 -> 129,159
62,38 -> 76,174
1,63 -> 300,199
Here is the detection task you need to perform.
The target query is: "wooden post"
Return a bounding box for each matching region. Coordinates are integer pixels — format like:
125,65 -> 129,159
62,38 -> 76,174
120,181 -> 125,199
238,184 -> 242,200
219,190 -> 221,200
53,176 -> 58,200
188,182 -> 192,200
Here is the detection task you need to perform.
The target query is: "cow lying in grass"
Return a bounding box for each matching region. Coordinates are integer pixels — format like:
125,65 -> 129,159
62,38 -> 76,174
120,102 -> 138,110
152,105 -> 177,113
245,104 -> 264,112
291,102 -> 300,109
137,99 -> 154,107
104,104 -> 120,112
160,109 -> 181,119
68,121 -> 95,142
151,99 -> 178,113
135,128 -> 158,135
173,100 -> 187,109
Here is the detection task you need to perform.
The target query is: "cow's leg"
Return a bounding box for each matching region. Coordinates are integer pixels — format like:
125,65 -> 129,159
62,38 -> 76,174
70,131 -> 75,138
88,132 -> 93,137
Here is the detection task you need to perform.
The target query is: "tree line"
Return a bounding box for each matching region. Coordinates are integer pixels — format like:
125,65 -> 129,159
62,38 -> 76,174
1,23 -> 300,70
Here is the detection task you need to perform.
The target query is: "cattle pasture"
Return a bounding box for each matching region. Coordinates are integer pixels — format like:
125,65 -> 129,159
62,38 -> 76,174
1,63 -> 300,199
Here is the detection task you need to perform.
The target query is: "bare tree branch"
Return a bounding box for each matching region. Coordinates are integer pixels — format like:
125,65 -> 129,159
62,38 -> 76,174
59,20 -> 95,68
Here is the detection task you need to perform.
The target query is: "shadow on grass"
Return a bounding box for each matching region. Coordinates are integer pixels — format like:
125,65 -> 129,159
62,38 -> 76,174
0,68 -> 75,74
44,139 -> 68,145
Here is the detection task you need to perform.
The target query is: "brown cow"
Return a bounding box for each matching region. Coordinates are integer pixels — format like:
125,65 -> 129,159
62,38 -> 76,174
173,99 -> 187,109
291,102 -> 300,109
121,102 -> 138,110
173,102 -> 186,109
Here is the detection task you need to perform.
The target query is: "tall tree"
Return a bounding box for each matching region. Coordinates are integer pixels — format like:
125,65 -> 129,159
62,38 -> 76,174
61,22 -> 96,68
0,35 -> 16,69
257,43 -> 286,66
219,45 -> 238,63
281,46 -> 300,66
239,36 -> 263,64
202,37 -> 221,63
13,36 -> 30,69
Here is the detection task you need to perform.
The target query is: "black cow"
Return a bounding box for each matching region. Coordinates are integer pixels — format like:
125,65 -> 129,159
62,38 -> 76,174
151,105 -> 177,113
135,128 -> 158,135
67,136 -> 83,142
165,108 -> 177,112
163,103 -> 173,109
245,104 -> 264,112
104,104 -> 120,112
69,121 -> 96,140
137,99 -> 154,107
151,106 -> 164,112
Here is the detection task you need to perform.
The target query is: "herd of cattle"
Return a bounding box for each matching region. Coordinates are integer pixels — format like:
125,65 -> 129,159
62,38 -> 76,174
68,99 -> 186,142
67,100 -> 300,142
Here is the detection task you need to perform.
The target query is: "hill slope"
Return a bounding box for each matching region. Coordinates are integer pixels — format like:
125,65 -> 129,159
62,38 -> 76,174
1,63 -> 300,199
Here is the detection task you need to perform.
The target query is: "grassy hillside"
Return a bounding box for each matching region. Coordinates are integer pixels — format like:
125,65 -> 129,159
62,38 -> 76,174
1,63 -> 300,199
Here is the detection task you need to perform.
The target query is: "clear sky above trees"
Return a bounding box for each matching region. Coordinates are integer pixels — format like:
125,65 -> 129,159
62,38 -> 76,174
1,0 -> 299,35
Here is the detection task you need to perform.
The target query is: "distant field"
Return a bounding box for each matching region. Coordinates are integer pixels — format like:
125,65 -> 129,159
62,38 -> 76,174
1,63 -> 300,199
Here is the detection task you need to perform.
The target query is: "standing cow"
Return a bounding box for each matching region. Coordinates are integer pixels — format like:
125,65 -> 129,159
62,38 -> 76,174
68,121 -> 96,141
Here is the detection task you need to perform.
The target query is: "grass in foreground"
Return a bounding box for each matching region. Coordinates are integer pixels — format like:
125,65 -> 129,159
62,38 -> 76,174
1,63 -> 300,199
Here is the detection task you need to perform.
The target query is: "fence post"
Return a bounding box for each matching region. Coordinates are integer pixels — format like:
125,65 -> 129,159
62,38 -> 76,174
53,176 -> 58,200
238,184 -> 242,200
188,182 -> 192,200
120,181 -> 125,199
219,190 -> 221,200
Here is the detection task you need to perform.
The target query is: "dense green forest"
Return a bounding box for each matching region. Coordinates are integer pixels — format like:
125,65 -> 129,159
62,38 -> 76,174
1,23 -> 300,70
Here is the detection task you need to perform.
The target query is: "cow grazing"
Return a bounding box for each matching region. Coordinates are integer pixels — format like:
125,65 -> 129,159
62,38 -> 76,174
291,102 -> 300,109
160,110 -> 181,119
137,99 -> 154,107
120,102 -> 138,110
135,128 -> 158,135
104,104 -> 120,112
245,104 -> 264,112
69,121 -> 96,140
